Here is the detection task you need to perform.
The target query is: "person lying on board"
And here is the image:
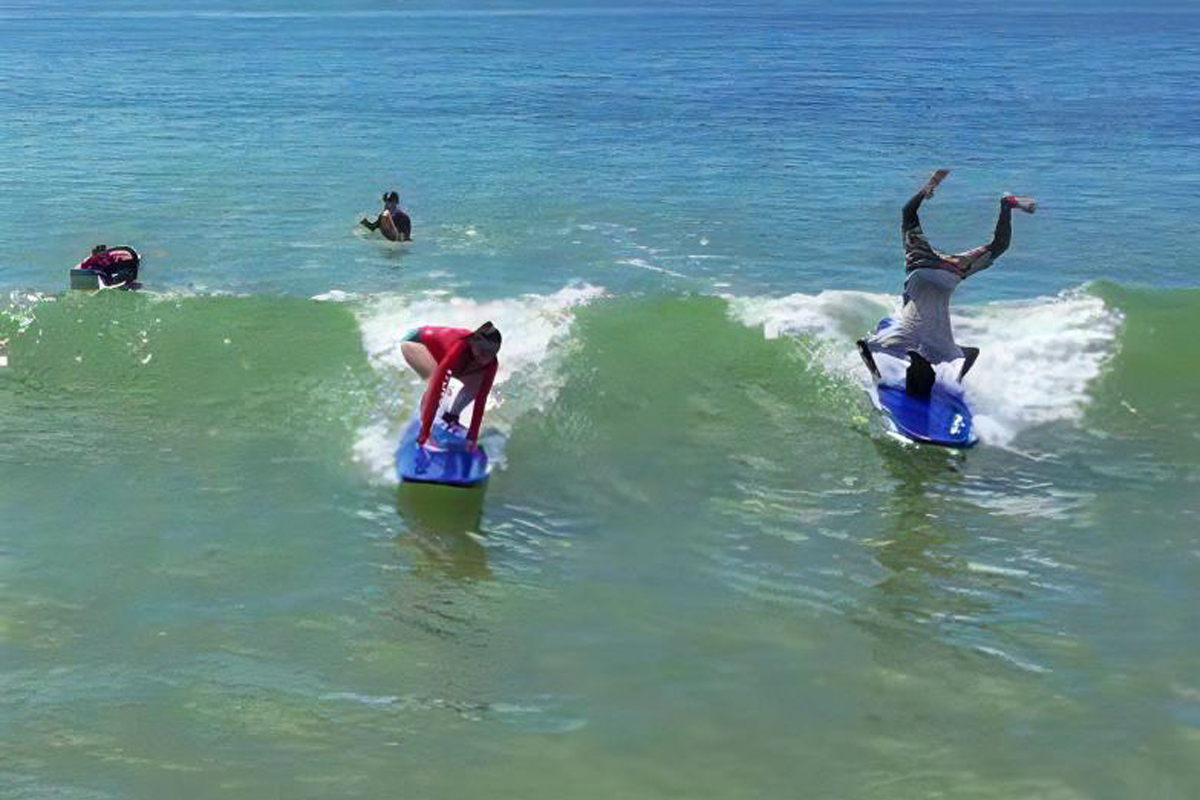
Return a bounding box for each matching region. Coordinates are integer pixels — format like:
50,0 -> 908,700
360,191 -> 412,241
76,244 -> 140,288
857,170 -> 1036,398
401,322 -> 502,450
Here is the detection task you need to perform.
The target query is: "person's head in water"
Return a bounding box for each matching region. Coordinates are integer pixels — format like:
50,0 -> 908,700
382,191 -> 400,209
467,321 -> 502,364
92,244 -> 108,255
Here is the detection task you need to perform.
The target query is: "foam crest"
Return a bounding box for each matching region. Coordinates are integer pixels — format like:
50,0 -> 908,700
953,291 -> 1122,444
348,283 -> 604,385
728,289 -> 896,345
728,287 -> 1122,446
330,284 -> 604,483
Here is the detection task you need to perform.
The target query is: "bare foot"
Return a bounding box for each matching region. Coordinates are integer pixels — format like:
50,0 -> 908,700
923,169 -> 951,198
1003,195 -> 1037,213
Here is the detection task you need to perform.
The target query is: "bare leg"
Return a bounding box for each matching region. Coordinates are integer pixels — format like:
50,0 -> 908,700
448,371 -> 486,418
401,342 -> 437,380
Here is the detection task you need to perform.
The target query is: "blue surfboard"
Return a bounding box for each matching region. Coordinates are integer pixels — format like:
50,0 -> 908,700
395,417 -> 490,487
873,381 -> 977,448
866,319 -> 978,448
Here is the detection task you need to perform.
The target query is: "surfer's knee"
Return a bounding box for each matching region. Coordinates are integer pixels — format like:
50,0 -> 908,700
401,342 -> 436,378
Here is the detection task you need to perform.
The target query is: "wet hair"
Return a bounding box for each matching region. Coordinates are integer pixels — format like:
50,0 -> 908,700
92,244 -> 107,255
470,321 -> 502,348
383,191 -> 400,204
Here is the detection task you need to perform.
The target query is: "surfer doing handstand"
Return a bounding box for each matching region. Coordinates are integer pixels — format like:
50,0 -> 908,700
401,322 -> 501,449
857,170 -> 1036,397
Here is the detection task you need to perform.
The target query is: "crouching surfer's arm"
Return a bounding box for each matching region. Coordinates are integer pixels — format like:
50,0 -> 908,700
417,342 -> 464,447
462,363 -> 497,449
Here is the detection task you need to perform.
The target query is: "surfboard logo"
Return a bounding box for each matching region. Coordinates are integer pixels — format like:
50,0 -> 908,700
950,414 -> 964,436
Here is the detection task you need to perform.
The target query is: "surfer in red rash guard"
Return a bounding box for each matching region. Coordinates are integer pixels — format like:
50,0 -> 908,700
400,322 -> 502,449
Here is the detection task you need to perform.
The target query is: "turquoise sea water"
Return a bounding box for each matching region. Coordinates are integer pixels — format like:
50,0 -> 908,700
3,3 -> 1200,798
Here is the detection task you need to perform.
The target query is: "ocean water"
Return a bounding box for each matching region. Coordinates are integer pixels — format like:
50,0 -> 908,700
2,2 -> 1200,798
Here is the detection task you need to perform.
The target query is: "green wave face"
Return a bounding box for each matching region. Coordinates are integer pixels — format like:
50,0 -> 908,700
498,293 -> 876,524
6,283 -> 1192,464
1088,283 -> 1200,440
536,293 -> 858,440
1,292 -> 377,450
7,283 -> 1191,470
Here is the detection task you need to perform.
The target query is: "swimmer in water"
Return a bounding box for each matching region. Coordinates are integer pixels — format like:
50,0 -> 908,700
360,191 -> 412,241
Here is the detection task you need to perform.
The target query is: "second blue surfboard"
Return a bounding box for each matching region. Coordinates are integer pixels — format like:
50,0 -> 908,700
395,418 -> 491,487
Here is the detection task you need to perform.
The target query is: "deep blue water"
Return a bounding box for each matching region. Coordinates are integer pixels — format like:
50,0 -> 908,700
2,2 -> 1198,300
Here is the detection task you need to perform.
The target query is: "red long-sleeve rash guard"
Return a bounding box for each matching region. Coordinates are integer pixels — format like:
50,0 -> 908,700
79,253 -> 116,270
415,326 -> 498,445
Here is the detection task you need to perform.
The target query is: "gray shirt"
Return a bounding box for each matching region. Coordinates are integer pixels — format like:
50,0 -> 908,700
871,267 -> 964,364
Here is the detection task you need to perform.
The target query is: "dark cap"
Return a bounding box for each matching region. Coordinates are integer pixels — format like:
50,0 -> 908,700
473,321 -> 502,345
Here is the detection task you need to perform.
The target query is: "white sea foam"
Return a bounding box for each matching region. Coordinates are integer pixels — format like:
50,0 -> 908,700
2,290 -> 56,332
951,293 -> 1122,443
312,289 -> 359,303
728,287 -> 1122,447
331,283 -> 605,483
728,289 -> 895,345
